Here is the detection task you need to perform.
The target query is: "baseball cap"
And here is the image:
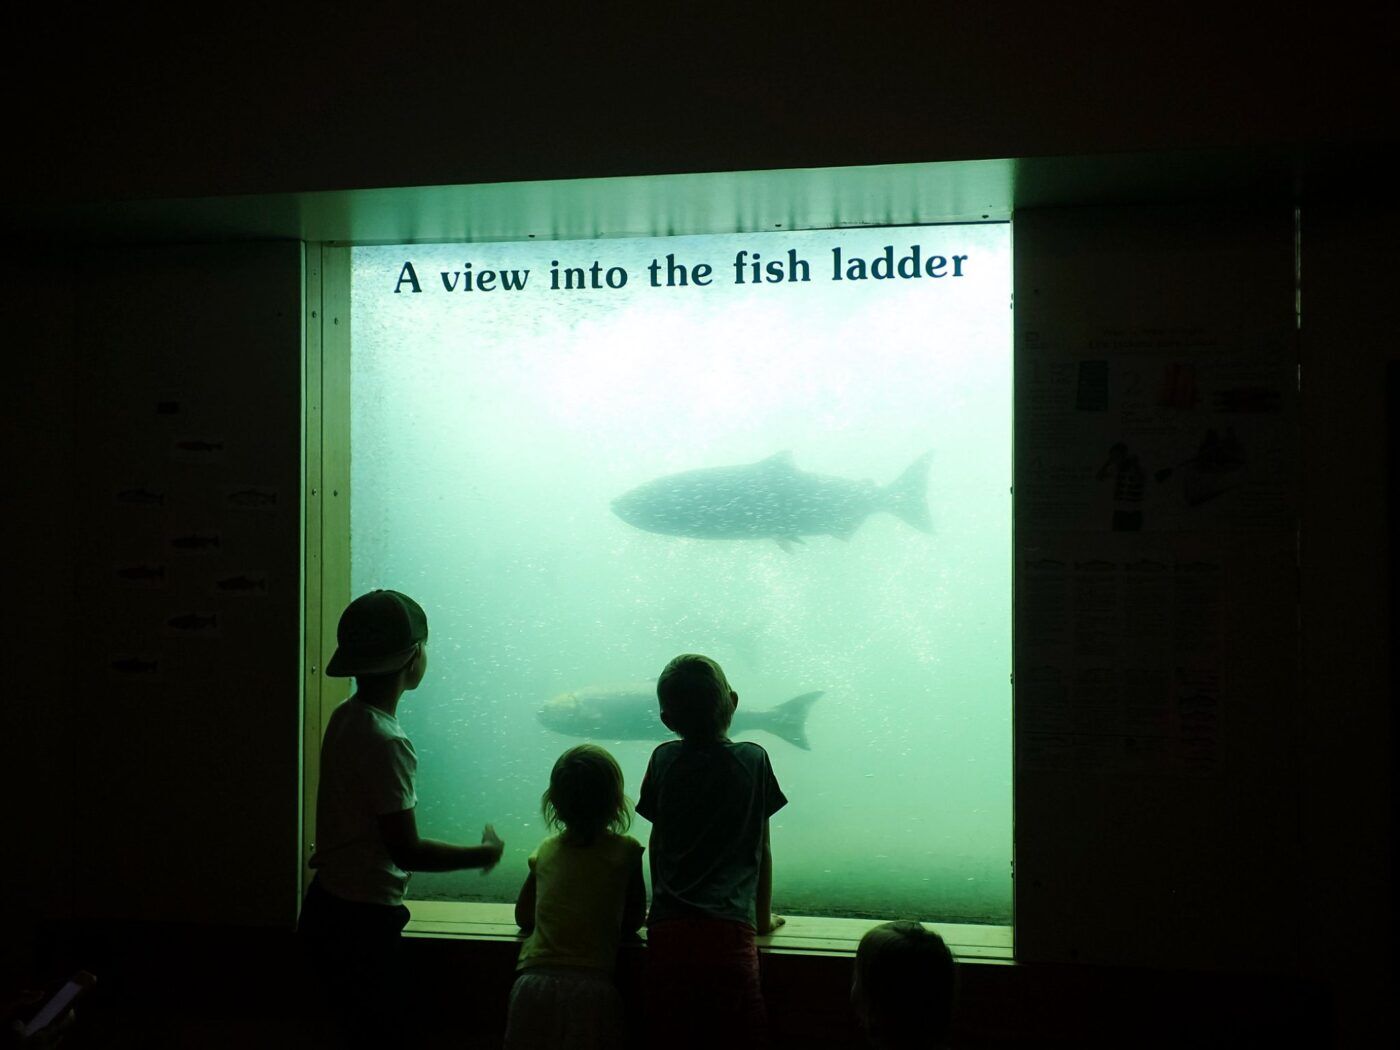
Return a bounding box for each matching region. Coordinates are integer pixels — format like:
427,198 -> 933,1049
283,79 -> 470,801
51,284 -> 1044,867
325,589 -> 429,677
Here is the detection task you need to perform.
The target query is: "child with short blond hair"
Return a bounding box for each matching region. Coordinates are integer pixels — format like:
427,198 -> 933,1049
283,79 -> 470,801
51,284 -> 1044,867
638,654 -> 787,1049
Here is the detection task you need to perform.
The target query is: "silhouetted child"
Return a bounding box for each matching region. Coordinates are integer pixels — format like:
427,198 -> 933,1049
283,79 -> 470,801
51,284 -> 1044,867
298,589 -> 505,1048
637,654 -> 787,1050
505,744 -> 646,1049
851,921 -> 957,1049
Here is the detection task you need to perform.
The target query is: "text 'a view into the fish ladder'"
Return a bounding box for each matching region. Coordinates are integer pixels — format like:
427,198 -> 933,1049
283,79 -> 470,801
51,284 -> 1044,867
392,246 -> 971,295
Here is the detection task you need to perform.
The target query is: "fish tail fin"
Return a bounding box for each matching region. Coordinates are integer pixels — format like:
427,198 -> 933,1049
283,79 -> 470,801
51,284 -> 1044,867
761,691 -> 823,750
884,451 -> 933,533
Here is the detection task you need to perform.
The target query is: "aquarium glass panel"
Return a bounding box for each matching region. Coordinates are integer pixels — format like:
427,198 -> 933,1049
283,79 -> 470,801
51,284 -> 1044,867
350,225 -> 1012,922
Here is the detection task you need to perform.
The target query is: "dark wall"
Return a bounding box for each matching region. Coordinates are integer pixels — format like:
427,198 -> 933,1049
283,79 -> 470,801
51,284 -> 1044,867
5,6 -> 1396,203
1,245 -> 304,966
1295,203 -> 1397,1045
1013,204 -> 1302,973
69,244 -> 305,926
1,8 -> 1394,1047
3,259 -> 78,939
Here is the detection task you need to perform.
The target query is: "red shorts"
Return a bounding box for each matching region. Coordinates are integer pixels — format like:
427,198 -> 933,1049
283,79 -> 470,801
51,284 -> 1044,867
645,918 -> 768,1050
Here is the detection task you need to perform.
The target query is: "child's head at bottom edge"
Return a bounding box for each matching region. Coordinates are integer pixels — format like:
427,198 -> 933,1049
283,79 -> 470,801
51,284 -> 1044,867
852,920 -> 957,1049
541,744 -> 632,844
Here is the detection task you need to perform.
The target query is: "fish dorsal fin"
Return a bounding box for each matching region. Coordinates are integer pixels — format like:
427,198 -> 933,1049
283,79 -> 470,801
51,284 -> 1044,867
759,450 -> 797,473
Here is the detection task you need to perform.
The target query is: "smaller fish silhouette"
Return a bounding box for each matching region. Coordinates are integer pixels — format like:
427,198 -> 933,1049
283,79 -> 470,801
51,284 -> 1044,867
117,488 -> 166,506
171,534 -> 220,551
176,440 -> 224,453
167,612 -> 218,631
116,565 -> 165,582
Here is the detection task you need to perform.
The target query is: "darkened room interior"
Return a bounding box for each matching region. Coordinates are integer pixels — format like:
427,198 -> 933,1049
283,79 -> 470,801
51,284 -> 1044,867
2,5 -> 1395,1047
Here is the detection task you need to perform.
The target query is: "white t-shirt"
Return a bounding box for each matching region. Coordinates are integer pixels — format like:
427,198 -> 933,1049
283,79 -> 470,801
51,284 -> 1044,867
311,698 -> 418,905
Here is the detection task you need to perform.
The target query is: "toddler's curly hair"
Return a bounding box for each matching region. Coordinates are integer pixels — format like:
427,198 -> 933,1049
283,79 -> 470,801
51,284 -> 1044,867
541,744 -> 632,843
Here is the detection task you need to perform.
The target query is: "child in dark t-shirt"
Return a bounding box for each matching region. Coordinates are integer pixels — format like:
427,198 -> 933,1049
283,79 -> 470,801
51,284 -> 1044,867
636,654 -> 786,1050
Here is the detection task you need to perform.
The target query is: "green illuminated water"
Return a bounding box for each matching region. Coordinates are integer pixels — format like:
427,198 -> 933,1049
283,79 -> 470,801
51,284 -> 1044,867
349,225 -> 1012,923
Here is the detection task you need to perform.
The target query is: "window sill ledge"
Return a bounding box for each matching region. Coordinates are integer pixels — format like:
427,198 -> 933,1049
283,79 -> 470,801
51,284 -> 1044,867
404,900 -> 1013,961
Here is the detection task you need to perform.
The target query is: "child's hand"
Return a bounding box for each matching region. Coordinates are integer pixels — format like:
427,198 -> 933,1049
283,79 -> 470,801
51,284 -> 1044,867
480,824 -> 504,874
758,914 -> 785,935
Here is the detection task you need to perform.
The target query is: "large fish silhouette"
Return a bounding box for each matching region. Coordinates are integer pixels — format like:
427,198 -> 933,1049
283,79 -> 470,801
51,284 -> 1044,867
611,451 -> 932,549
539,684 -> 823,750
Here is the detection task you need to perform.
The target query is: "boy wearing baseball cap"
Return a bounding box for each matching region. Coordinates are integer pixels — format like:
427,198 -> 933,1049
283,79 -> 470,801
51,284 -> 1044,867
299,589 -> 504,1046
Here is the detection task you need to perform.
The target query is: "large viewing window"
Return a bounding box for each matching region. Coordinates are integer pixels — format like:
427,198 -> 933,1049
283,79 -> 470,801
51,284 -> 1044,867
344,223 -> 1012,931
